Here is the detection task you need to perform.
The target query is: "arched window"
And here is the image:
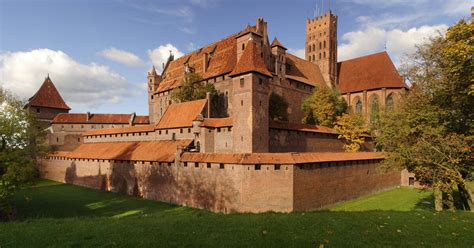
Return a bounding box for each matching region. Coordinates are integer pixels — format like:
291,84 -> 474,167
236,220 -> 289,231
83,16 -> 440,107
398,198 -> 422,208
308,46 -> 311,52
370,96 -> 380,124
324,40 -> 326,48
371,96 -> 379,113
319,42 -> 322,49
355,99 -> 363,113
386,94 -> 394,110
312,54 -> 315,61
242,43 -> 245,50
312,44 -> 316,52
319,53 -> 322,59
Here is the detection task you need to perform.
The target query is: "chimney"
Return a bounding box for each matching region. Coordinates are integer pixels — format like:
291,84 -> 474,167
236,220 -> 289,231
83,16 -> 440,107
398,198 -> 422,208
86,112 -> 91,122
205,92 -> 212,118
203,52 -> 209,73
129,112 -> 136,126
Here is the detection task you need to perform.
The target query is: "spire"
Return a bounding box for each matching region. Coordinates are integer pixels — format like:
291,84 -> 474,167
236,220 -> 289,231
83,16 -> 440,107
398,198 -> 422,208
148,65 -> 157,75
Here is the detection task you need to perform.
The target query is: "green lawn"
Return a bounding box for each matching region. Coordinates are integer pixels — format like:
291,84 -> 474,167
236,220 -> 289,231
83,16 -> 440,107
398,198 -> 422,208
0,180 -> 473,247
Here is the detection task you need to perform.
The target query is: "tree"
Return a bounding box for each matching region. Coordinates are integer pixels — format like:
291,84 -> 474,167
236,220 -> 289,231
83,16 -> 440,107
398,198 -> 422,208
269,92 -> 289,121
301,85 -> 347,127
171,72 -> 217,103
334,113 -> 368,152
377,19 -> 474,211
1,88 -> 46,220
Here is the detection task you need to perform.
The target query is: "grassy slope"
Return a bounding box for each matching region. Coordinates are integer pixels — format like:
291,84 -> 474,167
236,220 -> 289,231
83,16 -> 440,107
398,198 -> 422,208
0,180 -> 473,247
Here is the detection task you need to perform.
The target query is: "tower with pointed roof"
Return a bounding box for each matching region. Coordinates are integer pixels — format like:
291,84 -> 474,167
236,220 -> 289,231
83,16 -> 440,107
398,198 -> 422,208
26,75 -> 70,127
306,11 -> 338,87
229,39 -> 272,153
147,65 -> 162,123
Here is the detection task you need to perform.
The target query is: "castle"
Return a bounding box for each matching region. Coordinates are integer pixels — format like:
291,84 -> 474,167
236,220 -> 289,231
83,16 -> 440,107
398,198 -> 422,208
33,11 -> 414,213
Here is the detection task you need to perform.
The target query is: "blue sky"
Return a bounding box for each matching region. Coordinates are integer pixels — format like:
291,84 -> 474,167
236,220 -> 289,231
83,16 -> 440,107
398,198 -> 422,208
1,0 -> 472,115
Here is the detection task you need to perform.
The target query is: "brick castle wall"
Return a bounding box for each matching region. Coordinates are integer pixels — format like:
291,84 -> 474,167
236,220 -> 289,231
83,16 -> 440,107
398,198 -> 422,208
38,156 -> 400,213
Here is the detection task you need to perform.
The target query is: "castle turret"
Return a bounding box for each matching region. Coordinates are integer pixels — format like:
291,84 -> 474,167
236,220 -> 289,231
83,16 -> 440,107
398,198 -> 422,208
271,37 -> 287,78
229,40 -> 272,153
147,65 -> 161,124
306,11 -> 338,87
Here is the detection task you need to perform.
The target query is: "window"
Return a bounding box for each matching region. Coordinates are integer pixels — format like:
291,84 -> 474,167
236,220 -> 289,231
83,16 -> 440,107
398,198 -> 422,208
81,125 -> 84,129
319,53 -> 322,59
240,78 -> 245,88
217,128 -> 221,132
241,100 -> 243,106
36,108 -> 40,113
319,42 -> 322,49
180,128 -> 183,133
355,99 -> 363,113
259,78 -> 263,85
323,52 -> 326,58
386,94 -> 394,110
312,44 -> 315,52
188,128 -> 191,133
219,163 -> 224,169
165,130 -> 168,134
195,163 -> 199,168
312,55 -> 315,61
242,43 -> 245,50
56,137 -> 59,142
409,177 -> 415,186
324,40 -> 326,48
255,164 -> 261,170
207,163 -> 211,169
77,138 -> 80,143
184,162 -> 188,167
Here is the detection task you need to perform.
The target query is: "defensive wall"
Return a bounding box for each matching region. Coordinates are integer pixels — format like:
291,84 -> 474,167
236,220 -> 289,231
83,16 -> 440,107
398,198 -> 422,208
38,144 -> 400,213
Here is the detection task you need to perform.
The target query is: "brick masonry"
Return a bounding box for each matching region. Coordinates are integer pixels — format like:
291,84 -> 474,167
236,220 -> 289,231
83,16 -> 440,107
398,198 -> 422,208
38,156 -> 400,213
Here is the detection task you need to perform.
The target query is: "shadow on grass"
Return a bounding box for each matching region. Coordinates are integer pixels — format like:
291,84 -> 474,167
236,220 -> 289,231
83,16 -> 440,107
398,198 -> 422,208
14,180 -> 177,220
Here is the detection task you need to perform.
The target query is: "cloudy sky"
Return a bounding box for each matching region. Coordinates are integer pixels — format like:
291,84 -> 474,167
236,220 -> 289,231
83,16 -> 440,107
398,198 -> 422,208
1,0 -> 472,114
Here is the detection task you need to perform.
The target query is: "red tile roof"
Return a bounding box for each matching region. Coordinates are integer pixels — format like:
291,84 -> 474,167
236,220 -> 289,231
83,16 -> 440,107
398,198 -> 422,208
181,152 -> 385,165
49,140 -> 192,162
286,53 -> 326,87
84,125 -> 155,136
156,26 -> 256,93
200,118 -> 233,128
155,99 -> 207,129
229,41 -> 272,78
269,120 -> 337,135
337,51 -> 407,93
52,113 -> 149,124
27,77 -> 70,110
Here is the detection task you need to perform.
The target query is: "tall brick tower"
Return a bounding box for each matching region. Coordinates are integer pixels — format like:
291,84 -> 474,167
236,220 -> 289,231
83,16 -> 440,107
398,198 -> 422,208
147,65 -> 161,124
306,11 -> 338,87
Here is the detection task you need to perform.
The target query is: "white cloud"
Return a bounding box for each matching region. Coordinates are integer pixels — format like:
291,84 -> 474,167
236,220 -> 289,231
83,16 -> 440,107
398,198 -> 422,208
0,49 -> 140,110
288,48 -> 305,59
338,24 -> 448,66
99,47 -> 145,67
147,44 -> 184,73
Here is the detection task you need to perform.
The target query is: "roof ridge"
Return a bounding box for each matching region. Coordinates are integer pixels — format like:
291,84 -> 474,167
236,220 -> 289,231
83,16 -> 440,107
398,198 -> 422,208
338,51 -> 387,63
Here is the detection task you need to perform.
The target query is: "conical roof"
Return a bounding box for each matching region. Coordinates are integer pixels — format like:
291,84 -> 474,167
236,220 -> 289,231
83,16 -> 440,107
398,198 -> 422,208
271,37 -> 286,50
27,76 -> 70,110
